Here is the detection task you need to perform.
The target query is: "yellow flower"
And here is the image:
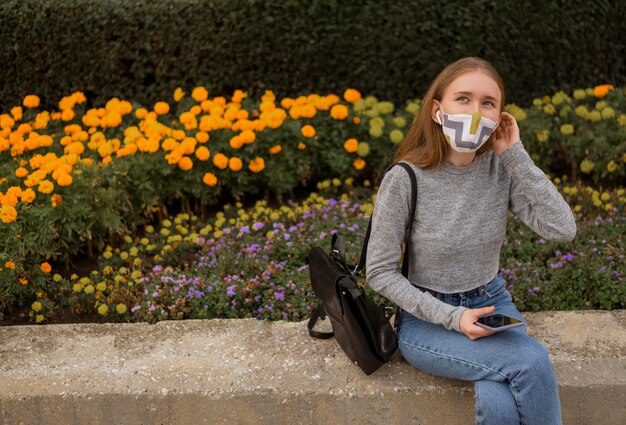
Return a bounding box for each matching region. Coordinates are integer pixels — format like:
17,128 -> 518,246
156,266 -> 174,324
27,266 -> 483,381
35,314 -> 44,323
229,157 -> 243,171
212,153 -> 229,169
154,102 -> 170,115
593,84 -> 614,98
249,157 -> 265,173
343,89 -> 362,103
353,158 -> 366,170
173,87 -> 185,102
389,129 -> 404,144
330,104 -> 349,120
23,95 -> 40,108
369,126 -> 383,138
40,262 -> 52,273
575,105 -> 589,119
301,125 -> 315,138
116,304 -> 127,314
572,89 -> 586,100
604,203 -> 613,212
607,161 -> 618,173
202,172 -> 218,187
601,107 -> 615,120
543,104 -> 555,115
357,142 -> 370,157
559,124 -> 574,136
574,205 -> 582,212
588,110 -> 601,122
601,192 -> 610,201
580,159 -> 595,174
96,282 -> 107,291
536,130 -> 549,143
84,285 -> 94,294
97,304 -> 109,316
622,153 -> 626,163
32,301 -> 42,312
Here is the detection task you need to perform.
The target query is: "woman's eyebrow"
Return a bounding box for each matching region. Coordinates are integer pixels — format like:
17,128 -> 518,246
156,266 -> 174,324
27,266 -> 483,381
452,91 -> 499,102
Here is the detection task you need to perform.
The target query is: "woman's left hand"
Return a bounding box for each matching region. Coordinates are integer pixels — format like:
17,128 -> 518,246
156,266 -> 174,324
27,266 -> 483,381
491,112 -> 520,156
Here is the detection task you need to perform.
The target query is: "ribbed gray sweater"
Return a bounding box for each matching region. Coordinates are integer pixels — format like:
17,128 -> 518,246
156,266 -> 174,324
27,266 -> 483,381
365,141 -> 576,333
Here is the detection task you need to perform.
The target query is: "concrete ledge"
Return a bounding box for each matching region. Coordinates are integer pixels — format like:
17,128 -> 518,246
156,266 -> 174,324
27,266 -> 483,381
1,311 -> 625,425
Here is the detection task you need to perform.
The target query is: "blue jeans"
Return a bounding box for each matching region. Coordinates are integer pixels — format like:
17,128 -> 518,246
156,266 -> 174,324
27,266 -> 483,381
397,275 -> 562,425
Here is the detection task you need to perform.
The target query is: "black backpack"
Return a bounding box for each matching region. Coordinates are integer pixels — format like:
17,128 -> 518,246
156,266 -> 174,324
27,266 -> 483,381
307,162 -> 417,375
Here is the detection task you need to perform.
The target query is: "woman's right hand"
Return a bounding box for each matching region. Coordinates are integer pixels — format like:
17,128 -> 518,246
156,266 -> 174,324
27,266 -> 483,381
460,306 -> 496,340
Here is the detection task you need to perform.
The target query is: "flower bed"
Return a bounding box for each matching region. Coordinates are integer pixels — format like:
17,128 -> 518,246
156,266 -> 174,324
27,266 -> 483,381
1,85 -> 625,323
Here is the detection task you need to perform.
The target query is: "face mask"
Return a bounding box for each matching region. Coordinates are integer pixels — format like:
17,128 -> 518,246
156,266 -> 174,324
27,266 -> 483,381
435,103 -> 499,153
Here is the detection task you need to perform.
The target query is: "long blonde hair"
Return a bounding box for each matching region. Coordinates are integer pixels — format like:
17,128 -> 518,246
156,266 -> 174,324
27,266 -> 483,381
394,57 -> 506,168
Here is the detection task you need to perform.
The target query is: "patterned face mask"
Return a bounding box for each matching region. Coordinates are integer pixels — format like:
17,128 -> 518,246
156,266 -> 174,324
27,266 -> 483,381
436,104 -> 499,153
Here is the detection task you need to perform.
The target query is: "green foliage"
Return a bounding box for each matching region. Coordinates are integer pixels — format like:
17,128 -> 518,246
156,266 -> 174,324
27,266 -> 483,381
1,0 -> 624,112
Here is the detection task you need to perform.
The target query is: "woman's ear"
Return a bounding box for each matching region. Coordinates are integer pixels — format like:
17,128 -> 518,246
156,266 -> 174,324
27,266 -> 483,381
431,100 -> 442,125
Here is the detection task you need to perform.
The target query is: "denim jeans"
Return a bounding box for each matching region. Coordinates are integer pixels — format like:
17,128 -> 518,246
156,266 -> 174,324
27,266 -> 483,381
396,275 -> 562,425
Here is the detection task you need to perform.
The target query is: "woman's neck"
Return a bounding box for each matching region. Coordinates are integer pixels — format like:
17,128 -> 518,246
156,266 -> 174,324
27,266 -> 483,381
445,150 -> 477,167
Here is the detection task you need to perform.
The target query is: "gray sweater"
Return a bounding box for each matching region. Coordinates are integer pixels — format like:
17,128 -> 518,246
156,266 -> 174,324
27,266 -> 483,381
365,141 -> 576,333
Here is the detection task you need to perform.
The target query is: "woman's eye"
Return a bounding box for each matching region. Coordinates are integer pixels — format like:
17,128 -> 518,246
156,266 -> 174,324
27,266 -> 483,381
483,101 -> 495,107
456,96 -> 468,102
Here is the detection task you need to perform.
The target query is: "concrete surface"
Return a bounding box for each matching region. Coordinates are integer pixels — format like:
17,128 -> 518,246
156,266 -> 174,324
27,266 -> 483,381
0,310 -> 624,425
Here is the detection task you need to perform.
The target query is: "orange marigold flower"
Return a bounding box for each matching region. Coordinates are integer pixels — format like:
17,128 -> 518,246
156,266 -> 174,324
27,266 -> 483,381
353,158 -> 366,170
0,205 -> 18,224
5,261 -> 16,269
38,180 -> 54,194
330,104 -> 349,120
344,138 -> 358,153
229,157 -> 243,172
248,157 -> 265,173
301,125 -> 315,138
229,136 -> 244,149
195,131 -> 209,143
61,109 -> 75,122
192,87 -> 209,102
269,145 -> 282,155
195,146 -> 210,161
20,188 -> 36,203
56,173 -> 73,187
178,156 -> 193,171
135,108 -> 148,120
343,89 -> 362,103
593,84 -> 614,98
51,194 -> 63,207
154,102 -> 170,115
174,87 -> 185,102
240,129 -> 256,144
353,117 -> 360,124
297,142 -> 306,150
202,172 -> 218,187
19,278 -> 28,285
213,153 -> 229,170
40,262 -> 52,273
23,95 -> 41,108
15,167 -> 29,178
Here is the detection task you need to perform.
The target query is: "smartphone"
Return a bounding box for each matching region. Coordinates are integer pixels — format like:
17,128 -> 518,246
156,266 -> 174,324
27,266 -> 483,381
476,313 -> 524,332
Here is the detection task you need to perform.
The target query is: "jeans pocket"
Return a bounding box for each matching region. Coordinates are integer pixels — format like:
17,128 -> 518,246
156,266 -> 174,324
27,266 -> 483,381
482,278 -> 507,298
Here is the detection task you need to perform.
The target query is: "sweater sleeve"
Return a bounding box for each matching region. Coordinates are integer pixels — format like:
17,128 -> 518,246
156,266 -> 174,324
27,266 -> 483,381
499,141 -> 577,242
365,165 -> 467,333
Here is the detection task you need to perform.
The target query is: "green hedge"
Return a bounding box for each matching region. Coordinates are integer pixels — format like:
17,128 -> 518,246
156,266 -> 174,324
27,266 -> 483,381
0,0 -> 624,111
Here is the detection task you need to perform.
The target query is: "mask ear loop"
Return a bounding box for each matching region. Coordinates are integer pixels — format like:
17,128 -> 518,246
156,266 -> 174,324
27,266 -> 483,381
435,101 -> 443,125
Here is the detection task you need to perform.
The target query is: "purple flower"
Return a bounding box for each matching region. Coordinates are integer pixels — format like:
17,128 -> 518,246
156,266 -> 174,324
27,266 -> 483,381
131,305 -> 141,313
253,222 -> 264,230
239,225 -> 250,234
227,285 -> 237,297
555,250 -> 562,257
152,265 -> 163,273
599,267 -> 605,273
537,239 -> 546,245
550,261 -> 564,269
223,227 -> 231,235
562,253 -> 574,262
275,291 -> 285,301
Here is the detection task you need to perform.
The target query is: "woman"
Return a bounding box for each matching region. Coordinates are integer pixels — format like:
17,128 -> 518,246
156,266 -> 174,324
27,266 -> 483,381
365,57 -> 576,425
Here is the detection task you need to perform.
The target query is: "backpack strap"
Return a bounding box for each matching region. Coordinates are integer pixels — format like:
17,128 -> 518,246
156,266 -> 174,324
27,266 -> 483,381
355,162 -> 418,278
307,303 -> 334,339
